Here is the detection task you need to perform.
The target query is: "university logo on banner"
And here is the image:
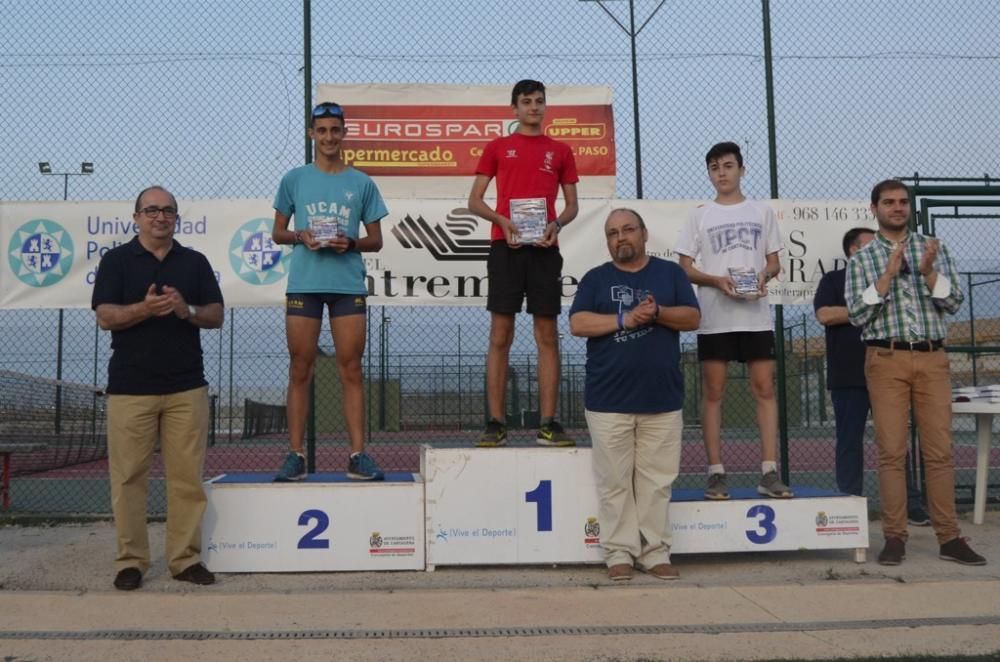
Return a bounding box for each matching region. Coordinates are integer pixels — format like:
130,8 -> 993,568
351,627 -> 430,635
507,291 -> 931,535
229,218 -> 292,285
7,219 -> 74,287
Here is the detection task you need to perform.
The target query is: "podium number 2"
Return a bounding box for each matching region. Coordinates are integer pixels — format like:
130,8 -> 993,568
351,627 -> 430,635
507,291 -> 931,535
525,480 -> 553,532
297,509 -> 330,549
745,504 -> 777,544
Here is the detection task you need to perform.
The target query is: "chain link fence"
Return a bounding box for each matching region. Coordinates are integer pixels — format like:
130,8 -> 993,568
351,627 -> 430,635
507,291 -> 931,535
2,0 -> 999,514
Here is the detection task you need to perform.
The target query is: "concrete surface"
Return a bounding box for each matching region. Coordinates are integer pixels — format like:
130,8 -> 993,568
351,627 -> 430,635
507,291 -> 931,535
1,511 -> 999,661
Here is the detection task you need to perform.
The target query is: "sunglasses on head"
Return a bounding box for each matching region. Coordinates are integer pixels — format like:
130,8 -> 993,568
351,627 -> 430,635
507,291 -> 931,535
312,103 -> 344,118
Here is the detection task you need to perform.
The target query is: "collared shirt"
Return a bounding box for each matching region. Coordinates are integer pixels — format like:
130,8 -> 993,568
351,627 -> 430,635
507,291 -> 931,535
91,236 -> 224,395
845,231 -> 962,342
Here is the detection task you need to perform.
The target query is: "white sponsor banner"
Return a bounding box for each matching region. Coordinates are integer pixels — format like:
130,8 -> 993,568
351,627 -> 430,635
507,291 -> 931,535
1,198 -> 875,309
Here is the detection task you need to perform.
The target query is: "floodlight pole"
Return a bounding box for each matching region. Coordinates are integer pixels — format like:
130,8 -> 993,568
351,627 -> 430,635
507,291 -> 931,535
588,0 -> 667,199
39,162 -> 94,434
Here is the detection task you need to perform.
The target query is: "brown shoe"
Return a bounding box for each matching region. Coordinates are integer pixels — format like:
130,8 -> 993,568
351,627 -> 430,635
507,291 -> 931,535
939,537 -> 987,566
877,537 -> 906,566
607,564 -> 633,581
644,563 -> 680,580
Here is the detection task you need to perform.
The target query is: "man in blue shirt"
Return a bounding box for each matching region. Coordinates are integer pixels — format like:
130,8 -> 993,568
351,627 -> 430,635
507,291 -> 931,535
814,227 -> 931,525
271,102 -> 388,482
570,208 -> 700,581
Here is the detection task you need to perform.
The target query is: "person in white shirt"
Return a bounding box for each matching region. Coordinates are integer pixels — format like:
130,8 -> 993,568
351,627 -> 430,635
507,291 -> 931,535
675,141 -> 792,500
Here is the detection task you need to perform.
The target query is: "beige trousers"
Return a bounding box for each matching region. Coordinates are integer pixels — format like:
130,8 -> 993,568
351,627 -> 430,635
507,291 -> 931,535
586,409 -> 683,568
107,385 -> 209,575
865,347 -> 960,544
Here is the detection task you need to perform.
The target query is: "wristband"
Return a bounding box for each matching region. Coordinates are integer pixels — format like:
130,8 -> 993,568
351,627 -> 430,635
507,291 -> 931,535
554,220 -> 562,234
617,310 -> 625,331
347,237 -> 357,252
294,231 -> 303,245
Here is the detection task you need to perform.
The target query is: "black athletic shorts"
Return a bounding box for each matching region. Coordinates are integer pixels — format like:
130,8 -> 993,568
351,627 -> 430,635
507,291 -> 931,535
697,330 -> 776,363
486,240 -> 563,316
286,293 -> 366,319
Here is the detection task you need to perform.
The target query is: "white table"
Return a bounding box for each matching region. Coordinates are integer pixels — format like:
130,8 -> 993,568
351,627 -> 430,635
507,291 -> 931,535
952,399 -> 1000,524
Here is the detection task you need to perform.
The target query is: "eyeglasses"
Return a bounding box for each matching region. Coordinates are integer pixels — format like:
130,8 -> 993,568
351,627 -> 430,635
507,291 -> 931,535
312,103 -> 344,118
140,206 -> 178,219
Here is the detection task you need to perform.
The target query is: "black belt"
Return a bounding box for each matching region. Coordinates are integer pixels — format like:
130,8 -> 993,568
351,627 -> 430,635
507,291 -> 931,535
865,339 -> 943,352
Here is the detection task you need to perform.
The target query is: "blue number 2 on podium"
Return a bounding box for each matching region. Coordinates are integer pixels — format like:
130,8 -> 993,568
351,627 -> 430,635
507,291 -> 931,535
297,509 -> 330,549
525,480 -> 553,532
745,504 -> 777,544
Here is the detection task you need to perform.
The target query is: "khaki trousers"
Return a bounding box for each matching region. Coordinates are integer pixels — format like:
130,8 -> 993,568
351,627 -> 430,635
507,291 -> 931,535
865,347 -> 960,544
107,386 -> 209,575
586,409 -> 683,569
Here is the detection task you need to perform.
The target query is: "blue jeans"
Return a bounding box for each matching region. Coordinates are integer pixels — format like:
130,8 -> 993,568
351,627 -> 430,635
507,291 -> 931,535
830,387 -> 922,510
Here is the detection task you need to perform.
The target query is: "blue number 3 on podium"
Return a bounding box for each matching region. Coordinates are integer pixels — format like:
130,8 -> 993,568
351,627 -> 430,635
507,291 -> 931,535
297,509 -> 331,549
745,504 -> 777,544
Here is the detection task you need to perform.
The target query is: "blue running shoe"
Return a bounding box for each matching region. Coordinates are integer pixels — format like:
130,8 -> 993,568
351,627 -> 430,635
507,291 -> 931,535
348,452 -> 385,481
274,452 -> 306,482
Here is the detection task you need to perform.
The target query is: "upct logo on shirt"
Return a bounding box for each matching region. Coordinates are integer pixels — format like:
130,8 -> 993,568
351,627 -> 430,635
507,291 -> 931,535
7,219 -> 74,287
708,222 -> 762,255
228,218 -> 292,285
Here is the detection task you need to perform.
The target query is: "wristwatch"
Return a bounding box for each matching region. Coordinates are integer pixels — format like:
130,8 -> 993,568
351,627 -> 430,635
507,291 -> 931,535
187,304 -> 197,320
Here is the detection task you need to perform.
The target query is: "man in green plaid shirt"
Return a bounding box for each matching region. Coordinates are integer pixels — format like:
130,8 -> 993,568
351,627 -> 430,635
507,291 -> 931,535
846,179 -> 986,567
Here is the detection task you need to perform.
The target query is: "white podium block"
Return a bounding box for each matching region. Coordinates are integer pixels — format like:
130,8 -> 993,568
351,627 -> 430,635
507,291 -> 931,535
202,472 -> 424,572
423,446 -> 604,567
668,488 -> 869,560
423,447 -> 868,567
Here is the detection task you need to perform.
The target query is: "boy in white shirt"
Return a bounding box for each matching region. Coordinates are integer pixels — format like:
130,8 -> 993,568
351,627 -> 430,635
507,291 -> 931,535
675,142 -> 793,500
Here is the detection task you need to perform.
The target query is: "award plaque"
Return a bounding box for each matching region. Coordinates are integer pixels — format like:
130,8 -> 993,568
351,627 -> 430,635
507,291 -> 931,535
728,267 -> 761,298
509,197 -> 547,244
309,216 -> 344,243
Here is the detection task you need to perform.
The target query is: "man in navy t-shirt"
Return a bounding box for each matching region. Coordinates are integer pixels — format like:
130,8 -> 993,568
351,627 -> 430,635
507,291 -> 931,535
570,208 -> 700,581
813,226 -> 930,525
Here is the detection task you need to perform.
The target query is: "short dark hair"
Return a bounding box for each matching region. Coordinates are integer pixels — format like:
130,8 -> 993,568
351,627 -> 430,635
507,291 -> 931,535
870,179 -> 909,206
608,207 -> 646,230
134,185 -> 177,213
705,141 -> 743,168
842,227 -> 875,258
511,79 -> 545,105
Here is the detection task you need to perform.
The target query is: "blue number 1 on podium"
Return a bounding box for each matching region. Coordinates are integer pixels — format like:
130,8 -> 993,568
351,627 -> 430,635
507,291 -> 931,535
525,480 -> 553,532
297,509 -> 330,549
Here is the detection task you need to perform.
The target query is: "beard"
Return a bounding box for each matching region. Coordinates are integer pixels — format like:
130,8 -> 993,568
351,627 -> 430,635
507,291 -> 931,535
615,244 -> 636,263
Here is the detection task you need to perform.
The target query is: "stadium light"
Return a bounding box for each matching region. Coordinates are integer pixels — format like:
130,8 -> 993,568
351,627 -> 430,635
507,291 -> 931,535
37,160 -> 95,201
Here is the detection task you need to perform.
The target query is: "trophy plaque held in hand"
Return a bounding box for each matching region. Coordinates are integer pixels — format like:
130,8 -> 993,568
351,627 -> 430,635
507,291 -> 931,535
509,197 -> 547,245
309,215 -> 346,244
728,267 -> 761,299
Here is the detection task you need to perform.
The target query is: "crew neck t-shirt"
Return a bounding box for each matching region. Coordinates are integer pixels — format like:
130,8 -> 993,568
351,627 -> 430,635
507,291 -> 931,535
674,199 -> 783,334
274,164 -> 388,295
475,132 -> 578,242
569,257 -> 699,413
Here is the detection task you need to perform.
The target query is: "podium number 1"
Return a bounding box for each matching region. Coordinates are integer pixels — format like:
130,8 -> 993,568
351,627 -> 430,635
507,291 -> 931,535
297,509 -> 330,549
525,480 -> 553,532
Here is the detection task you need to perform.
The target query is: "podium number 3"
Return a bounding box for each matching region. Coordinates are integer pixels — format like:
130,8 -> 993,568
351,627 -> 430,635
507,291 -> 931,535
745,504 -> 777,544
297,509 -> 330,549
525,480 -> 553,532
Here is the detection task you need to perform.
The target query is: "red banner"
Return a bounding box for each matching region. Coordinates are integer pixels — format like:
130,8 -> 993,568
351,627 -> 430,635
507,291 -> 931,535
341,104 -> 616,178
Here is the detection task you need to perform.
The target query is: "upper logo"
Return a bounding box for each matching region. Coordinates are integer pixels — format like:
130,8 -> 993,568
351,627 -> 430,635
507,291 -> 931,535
390,208 -> 491,261
815,512 -> 829,528
369,531 -> 383,549
229,218 -> 292,285
7,219 -> 74,288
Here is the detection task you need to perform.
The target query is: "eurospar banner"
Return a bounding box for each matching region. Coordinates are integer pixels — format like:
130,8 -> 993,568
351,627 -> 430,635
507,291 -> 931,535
319,83 -> 617,199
